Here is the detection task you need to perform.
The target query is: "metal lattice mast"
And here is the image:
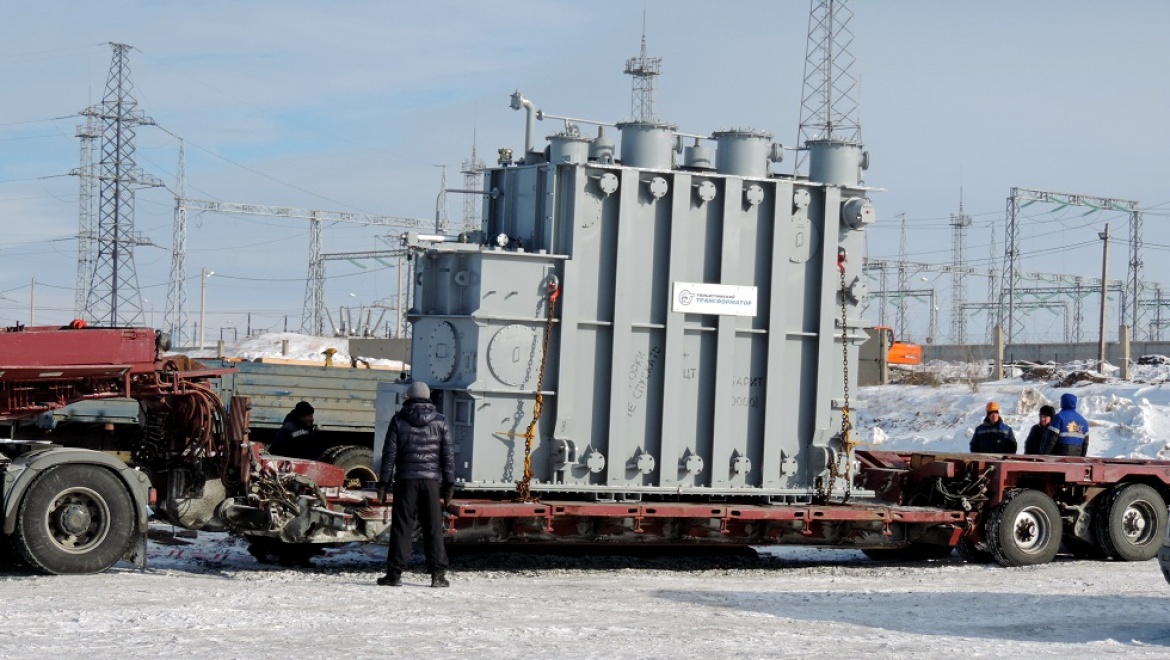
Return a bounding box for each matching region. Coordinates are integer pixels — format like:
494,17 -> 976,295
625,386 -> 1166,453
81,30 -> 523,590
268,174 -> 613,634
895,213 -> 908,340
950,196 -> 971,344
85,43 -> 163,326
1128,208 -> 1144,339
1073,279 -> 1086,342
986,223 -> 999,343
460,136 -> 486,232
72,110 -> 101,318
794,0 -> 861,174
1003,188 -> 1022,343
624,16 -> 662,122
302,212 -> 324,334
165,140 -> 188,342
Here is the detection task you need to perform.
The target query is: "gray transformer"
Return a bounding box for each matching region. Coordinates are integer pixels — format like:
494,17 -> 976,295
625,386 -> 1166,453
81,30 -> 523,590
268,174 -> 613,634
405,119 -> 874,501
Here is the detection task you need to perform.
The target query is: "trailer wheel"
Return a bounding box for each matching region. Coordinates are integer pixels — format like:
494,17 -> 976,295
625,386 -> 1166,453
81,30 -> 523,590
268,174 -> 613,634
986,489 -> 1062,567
955,537 -> 996,564
318,445 -> 377,489
13,464 -> 136,575
862,543 -> 953,561
1093,483 -> 1167,561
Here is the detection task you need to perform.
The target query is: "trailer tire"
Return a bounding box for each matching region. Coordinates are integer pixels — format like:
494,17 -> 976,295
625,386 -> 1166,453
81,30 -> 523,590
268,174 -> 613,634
862,543 -> 953,561
318,445 -> 377,489
955,537 -> 996,564
986,489 -> 1062,567
13,464 -> 136,575
1093,483 -> 1167,561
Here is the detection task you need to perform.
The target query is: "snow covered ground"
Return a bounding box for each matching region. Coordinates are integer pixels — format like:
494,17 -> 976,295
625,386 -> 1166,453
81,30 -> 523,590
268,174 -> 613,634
4,352 -> 1170,657
1,534 -> 1167,658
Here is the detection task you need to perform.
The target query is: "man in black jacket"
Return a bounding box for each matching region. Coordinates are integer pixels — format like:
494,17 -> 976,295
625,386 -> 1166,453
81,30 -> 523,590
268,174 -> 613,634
267,401 -> 315,458
970,401 -> 1017,453
1023,405 -> 1060,455
377,381 -> 455,588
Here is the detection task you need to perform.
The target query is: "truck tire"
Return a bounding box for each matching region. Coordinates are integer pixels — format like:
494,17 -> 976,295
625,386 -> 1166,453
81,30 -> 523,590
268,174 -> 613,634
1093,483 -> 1167,561
13,464 -> 136,575
985,489 -> 1062,567
318,445 -> 377,489
862,543 -> 953,561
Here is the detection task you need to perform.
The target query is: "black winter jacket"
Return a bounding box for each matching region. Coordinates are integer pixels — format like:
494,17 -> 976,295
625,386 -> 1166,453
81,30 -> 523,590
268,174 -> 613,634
1023,423 -> 1060,455
268,413 -> 313,458
380,398 -> 455,485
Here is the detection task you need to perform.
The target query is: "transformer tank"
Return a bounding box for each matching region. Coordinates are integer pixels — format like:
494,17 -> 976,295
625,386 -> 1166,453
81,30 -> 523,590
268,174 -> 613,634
400,105 -> 876,501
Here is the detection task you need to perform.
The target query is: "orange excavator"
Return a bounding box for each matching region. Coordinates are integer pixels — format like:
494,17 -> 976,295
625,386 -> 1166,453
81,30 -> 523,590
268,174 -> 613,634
873,325 -> 922,366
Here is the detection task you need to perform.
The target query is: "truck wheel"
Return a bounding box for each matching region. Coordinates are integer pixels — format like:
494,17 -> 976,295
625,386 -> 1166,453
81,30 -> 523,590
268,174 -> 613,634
985,489 -> 1062,567
13,464 -> 136,575
955,537 -> 996,564
862,543 -> 953,561
319,445 -> 377,489
1093,483 -> 1167,561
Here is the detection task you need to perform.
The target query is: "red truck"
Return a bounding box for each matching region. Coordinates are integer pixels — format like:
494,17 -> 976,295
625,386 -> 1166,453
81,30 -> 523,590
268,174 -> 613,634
2,324 -> 1167,574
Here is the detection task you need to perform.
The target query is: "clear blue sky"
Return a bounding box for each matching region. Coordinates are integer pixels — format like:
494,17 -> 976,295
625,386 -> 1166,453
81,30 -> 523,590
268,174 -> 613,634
2,1 -> 1168,344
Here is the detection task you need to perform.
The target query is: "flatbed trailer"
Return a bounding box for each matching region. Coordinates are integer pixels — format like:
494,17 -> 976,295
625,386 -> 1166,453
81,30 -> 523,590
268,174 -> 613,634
306,449 -> 1169,569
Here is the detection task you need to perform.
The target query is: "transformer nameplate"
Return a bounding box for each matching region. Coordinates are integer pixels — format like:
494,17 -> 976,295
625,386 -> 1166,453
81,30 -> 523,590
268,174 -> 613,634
671,282 -> 758,317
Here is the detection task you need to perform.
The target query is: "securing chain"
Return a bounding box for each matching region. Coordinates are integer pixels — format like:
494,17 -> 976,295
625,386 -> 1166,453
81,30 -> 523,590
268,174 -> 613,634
515,276 -> 561,502
817,247 -> 856,503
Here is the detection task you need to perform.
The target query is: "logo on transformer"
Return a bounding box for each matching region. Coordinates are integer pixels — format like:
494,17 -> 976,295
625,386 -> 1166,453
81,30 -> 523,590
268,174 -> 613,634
671,282 -> 758,317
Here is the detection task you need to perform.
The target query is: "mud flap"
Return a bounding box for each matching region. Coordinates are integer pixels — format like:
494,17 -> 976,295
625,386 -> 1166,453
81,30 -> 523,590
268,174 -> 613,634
123,530 -> 148,570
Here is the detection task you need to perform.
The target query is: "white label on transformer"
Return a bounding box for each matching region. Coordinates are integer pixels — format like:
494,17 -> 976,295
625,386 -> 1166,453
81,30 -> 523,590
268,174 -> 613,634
671,282 -> 758,317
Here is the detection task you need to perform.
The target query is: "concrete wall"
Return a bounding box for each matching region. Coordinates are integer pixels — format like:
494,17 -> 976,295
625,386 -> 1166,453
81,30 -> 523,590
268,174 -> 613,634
925,341 -> 1167,364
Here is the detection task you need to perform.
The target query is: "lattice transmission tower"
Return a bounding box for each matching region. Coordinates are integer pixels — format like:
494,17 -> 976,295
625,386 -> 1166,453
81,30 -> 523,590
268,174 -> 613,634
794,0 -> 861,175
165,140 -> 189,343
84,43 -> 163,326
71,111 -> 101,317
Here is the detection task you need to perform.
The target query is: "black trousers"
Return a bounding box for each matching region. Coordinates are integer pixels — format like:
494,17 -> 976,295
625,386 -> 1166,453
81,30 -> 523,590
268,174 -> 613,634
386,478 -> 449,574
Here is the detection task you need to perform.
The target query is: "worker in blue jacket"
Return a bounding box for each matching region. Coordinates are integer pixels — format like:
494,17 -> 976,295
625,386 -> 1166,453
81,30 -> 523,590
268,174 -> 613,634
970,401 -> 1017,453
1050,392 -> 1090,456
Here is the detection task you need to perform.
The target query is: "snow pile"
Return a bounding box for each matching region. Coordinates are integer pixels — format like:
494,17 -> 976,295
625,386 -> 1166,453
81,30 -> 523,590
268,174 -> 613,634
181,332 -> 407,370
